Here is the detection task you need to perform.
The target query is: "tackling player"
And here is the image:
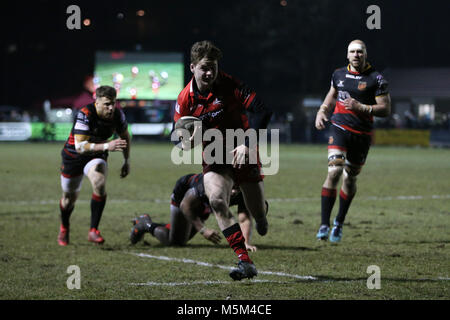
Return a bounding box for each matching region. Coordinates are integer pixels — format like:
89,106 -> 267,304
174,40 -> 273,280
130,173 -> 266,252
58,85 -> 131,246
315,40 -> 391,242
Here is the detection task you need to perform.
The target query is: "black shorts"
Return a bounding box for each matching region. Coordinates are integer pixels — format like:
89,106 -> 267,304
60,149 -> 108,177
327,124 -> 372,165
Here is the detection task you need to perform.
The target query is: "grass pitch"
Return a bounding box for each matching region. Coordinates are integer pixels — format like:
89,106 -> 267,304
0,142 -> 449,300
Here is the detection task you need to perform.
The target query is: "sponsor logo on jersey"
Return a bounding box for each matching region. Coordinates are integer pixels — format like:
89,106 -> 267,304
74,121 -> 89,131
345,74 -> 362,80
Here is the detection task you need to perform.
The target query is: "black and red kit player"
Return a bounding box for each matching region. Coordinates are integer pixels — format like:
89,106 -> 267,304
58,85 -> 131,246
173,40 -> 272,280
315,40 -> 391,242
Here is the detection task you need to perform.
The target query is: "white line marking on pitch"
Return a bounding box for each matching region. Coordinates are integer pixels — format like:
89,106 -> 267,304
130,253 -> 450,286
132,252 -> 317,280
130,279 -> 292,287
3,194 -> 450,206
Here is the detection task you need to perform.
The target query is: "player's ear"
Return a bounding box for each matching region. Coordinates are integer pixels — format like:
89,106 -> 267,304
190,63 -> 195,73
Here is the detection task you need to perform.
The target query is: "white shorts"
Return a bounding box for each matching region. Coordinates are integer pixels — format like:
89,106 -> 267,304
60,158 -> 108,193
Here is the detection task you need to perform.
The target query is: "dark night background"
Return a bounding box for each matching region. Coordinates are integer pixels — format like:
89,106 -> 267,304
0,0 -> 448,115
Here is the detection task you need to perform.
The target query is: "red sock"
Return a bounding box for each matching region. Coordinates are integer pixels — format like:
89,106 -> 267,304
222,223 -> 252,263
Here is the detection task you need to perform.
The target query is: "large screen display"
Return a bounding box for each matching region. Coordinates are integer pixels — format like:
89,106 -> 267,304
94,51 -> 184,100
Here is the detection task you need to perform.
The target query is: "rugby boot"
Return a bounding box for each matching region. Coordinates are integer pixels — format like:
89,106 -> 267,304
329,219 -> 343,243
255,200 -> 269,236
88,228 -> 105,244
130,214 -> 152,244
57,224 -> 69,246
316,225 -> 330,240
229,261 -> 258,281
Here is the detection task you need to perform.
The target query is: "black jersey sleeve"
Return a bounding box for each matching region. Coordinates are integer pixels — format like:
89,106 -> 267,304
115,107 -> 129,135
374,73 -> 389,97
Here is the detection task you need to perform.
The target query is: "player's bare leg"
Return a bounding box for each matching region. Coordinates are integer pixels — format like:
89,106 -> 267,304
317,149 -> 345,240
239,181 -> 268,236
130,205 -> 204,246
204,170 -> 257,280
238,212 -> 256,252
86,162 -> 108,243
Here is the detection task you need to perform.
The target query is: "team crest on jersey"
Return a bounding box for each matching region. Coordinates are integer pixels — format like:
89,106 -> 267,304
358,81 -> 367,91
328,136 -> 334,145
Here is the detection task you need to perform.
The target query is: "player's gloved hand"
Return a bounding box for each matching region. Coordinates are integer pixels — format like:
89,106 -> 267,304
231,144 -> 249,169
107,139 -> 128,152
120,160 -> 129,178
245,243 -> 257,252
202,228 -> 221,244
315,110 -> 329,130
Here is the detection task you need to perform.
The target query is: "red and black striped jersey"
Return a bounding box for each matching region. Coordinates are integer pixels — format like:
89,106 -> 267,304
174,71 -> 271,136
330,64 -> 389,135
62,103 -> 128,159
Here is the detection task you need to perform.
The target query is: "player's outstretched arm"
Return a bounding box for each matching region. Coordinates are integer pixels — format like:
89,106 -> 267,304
74,134 -> 127,154
315,86 -> 337,130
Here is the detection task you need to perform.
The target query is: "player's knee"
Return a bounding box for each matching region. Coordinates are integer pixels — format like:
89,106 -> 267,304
209,197 -> 228,214
343,166 -> 359,187
61,193 -> 77,208
344,165 -> 361,178
327,164 -> 344,183
169,234 -> 188,246
327,153 -> 345,182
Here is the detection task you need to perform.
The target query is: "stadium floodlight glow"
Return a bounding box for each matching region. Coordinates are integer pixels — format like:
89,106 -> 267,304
136,10 -> 145,17
83,19 -> 91,26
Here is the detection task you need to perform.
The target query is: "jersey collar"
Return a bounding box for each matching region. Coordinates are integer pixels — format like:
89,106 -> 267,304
347,63 -> 372,75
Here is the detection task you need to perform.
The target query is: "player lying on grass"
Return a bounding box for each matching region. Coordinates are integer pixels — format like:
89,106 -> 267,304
130,172 -> 268,253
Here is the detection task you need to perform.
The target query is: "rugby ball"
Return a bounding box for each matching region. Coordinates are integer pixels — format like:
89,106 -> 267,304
174,116 -> 201,150
174,116 -> 201,135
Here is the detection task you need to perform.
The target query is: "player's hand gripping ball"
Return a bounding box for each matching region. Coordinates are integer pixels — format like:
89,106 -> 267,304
174,116 -> 202,150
